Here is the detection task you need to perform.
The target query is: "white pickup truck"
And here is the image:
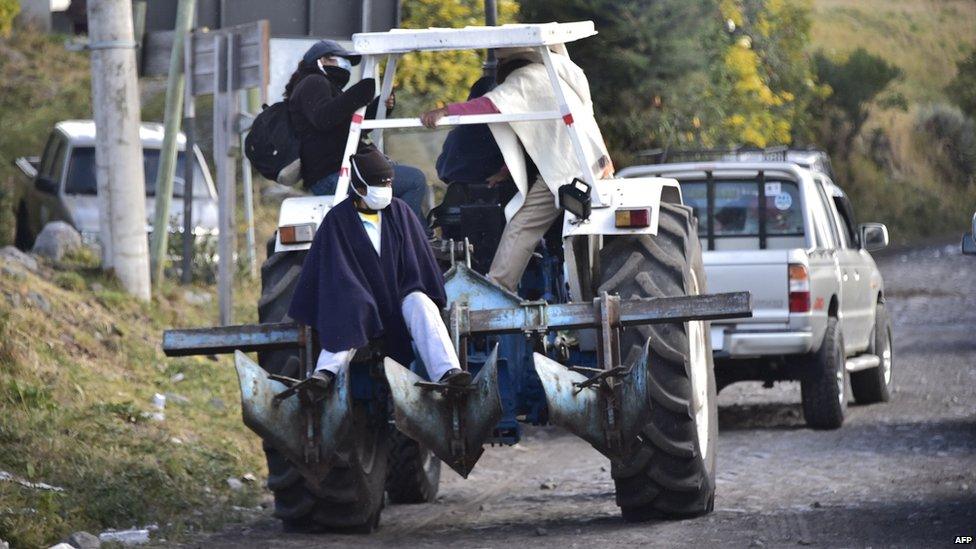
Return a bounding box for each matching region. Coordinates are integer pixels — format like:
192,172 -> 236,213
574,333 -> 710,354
13,120 -> 218,251
620,149 -> 892,429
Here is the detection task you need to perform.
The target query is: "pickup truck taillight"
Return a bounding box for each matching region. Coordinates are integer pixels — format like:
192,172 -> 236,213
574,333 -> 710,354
788,264 -> 810,313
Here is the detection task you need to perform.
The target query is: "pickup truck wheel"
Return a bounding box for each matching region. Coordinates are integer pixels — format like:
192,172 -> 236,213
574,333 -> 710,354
800,317 -> 847,429
14,201 -> 35,251
850,303 -> 893,404
385,430 -> 440,504
258,240 -> 389,532
602,203 -> 717,521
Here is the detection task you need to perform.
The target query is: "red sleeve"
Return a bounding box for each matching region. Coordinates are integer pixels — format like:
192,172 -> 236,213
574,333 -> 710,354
445,96 -> 499,116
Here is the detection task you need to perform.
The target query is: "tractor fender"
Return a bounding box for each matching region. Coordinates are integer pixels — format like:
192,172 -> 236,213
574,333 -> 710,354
273,195 -> 335,253
561,176 -> 682,239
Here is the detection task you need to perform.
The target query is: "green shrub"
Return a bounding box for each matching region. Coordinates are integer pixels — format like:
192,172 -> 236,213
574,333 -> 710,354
915,103 -> 976,186
53,272 -> 86,292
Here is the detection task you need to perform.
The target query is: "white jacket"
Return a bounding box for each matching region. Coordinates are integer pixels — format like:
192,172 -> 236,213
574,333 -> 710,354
484,50 -> 610,220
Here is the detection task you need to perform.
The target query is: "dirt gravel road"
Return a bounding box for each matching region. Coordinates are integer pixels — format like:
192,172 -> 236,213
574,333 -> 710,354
185,242 -> 976,548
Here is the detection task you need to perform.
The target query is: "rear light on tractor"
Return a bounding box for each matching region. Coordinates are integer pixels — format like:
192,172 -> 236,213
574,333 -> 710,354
278,223 -> 316,245
614,208 -> 651,228
789,263 -> 810,313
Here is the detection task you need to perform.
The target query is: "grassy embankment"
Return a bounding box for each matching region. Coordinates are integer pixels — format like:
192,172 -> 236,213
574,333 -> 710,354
810,0 -> 976,242
0,27 -> 283,547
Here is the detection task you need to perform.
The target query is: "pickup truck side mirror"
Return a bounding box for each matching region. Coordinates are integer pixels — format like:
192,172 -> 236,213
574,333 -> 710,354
35,176 -> 58,194
963,232 -> 976,256
859,222 -> 888,252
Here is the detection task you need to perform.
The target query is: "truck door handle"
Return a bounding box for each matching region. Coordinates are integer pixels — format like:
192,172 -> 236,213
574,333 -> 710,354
842,272 -> 849,282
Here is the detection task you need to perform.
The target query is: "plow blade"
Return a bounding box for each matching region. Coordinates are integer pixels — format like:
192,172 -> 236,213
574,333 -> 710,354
534,340 -> 653,460
233,351 -> 351,484
383,347 -> 502,478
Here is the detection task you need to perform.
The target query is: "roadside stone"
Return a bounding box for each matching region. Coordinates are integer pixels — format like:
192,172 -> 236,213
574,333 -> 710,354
479,503 -> 490,511
0,245 -> 38,272
209,397 -> 226,411
226,478 -> 244,491
811,501 -> 822,508
90,282 -> 104,292
539,480 -> 557,490
534,527 -> 548,537
749,539 -> 765,548
3,292 -> 22,308
242,473 -> 257,483
170,372 -> 185,383
0,538 -> 9,549
27,291 -> 52,313
32,221 -> 82,261
1,264 -> 26,281
48,543 -> 74,549
66,531 -> 101,549
183,290 -> 213,305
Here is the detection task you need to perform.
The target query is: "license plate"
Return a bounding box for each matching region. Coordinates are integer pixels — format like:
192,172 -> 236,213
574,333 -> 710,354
710,327 -> 724,351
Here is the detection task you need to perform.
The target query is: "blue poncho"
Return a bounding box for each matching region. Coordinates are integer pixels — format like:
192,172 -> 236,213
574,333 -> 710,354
288,197 -> 446,365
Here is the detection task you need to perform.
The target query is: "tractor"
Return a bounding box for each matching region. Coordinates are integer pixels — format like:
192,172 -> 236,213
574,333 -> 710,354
163,21 -> 751,532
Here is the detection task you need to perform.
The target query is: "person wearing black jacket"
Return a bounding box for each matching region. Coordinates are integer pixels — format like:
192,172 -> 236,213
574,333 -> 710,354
285,40 -> 428,220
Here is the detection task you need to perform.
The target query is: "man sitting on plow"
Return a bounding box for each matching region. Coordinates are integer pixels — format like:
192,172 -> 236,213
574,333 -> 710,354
288,147 -> 470,391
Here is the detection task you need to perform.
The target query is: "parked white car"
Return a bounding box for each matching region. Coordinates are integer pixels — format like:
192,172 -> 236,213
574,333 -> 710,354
13,120 -> 218,251
621,148 -> 892,429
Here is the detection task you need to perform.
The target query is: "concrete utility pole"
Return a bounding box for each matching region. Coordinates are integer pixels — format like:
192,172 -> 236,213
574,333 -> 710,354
149,0 -> 195,285
88,0 -> 151,301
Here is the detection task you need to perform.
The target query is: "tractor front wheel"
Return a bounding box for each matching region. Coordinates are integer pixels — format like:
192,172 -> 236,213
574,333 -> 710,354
258,240 -> 390,532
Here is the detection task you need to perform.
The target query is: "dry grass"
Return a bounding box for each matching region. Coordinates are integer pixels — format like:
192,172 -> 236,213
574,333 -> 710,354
0,195 -> 280,546
811,0 -> 976,103
810,0 -> 976,241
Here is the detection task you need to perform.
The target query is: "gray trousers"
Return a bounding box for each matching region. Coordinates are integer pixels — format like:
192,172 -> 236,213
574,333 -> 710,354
488,178 -> 562,292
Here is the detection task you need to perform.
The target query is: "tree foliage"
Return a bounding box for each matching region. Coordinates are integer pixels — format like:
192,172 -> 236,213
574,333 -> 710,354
813,48 -> 902,156
520,0 -> 721,161
519,0 -> 823,160
712,0 -> 826,147
0,0 -> 20,37
946,47 -> 976,121
397,0 -> 519,105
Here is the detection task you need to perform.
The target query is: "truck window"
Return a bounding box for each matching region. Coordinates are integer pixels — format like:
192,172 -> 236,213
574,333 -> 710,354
832,195 -> 859,247
38,133 -> 59,178
49,139 -> 69,189
64,147 -> 211,198
680,178 -> 805,251
814,179 -> 844,249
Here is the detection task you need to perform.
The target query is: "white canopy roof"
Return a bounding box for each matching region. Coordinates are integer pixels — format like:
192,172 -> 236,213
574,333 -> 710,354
351,21 -> 596,55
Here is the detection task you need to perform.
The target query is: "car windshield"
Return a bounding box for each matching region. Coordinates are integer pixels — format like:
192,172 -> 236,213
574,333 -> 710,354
64,147 -> 212,198
681,179 -> 805,250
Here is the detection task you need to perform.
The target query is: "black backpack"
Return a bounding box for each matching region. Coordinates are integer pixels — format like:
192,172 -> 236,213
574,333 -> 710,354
244,101 -> 302,186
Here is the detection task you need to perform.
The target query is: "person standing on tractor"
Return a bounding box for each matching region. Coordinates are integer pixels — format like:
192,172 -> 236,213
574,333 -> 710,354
288,148 -> 470,390
420,46 -> 614,292
286,40 -> 429,221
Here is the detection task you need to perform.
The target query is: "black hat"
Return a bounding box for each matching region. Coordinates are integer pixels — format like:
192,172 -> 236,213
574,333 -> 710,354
302,39 -> 362,66
350,147 -> 394,187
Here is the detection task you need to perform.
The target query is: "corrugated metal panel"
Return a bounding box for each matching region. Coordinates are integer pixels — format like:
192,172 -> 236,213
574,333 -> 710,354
145,0 -> 398,37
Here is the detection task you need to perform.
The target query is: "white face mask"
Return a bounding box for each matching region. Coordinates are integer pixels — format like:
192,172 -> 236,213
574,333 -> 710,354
353,184 -> 393,210
350,156 -> 393,209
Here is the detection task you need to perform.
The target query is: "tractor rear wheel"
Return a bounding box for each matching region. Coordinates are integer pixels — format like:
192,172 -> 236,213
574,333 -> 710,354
599,203 -> 718,521
258,240 -> 390,532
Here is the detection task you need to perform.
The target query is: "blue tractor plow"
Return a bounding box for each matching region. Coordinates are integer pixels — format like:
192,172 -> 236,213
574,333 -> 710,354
163,260 -> 750,529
